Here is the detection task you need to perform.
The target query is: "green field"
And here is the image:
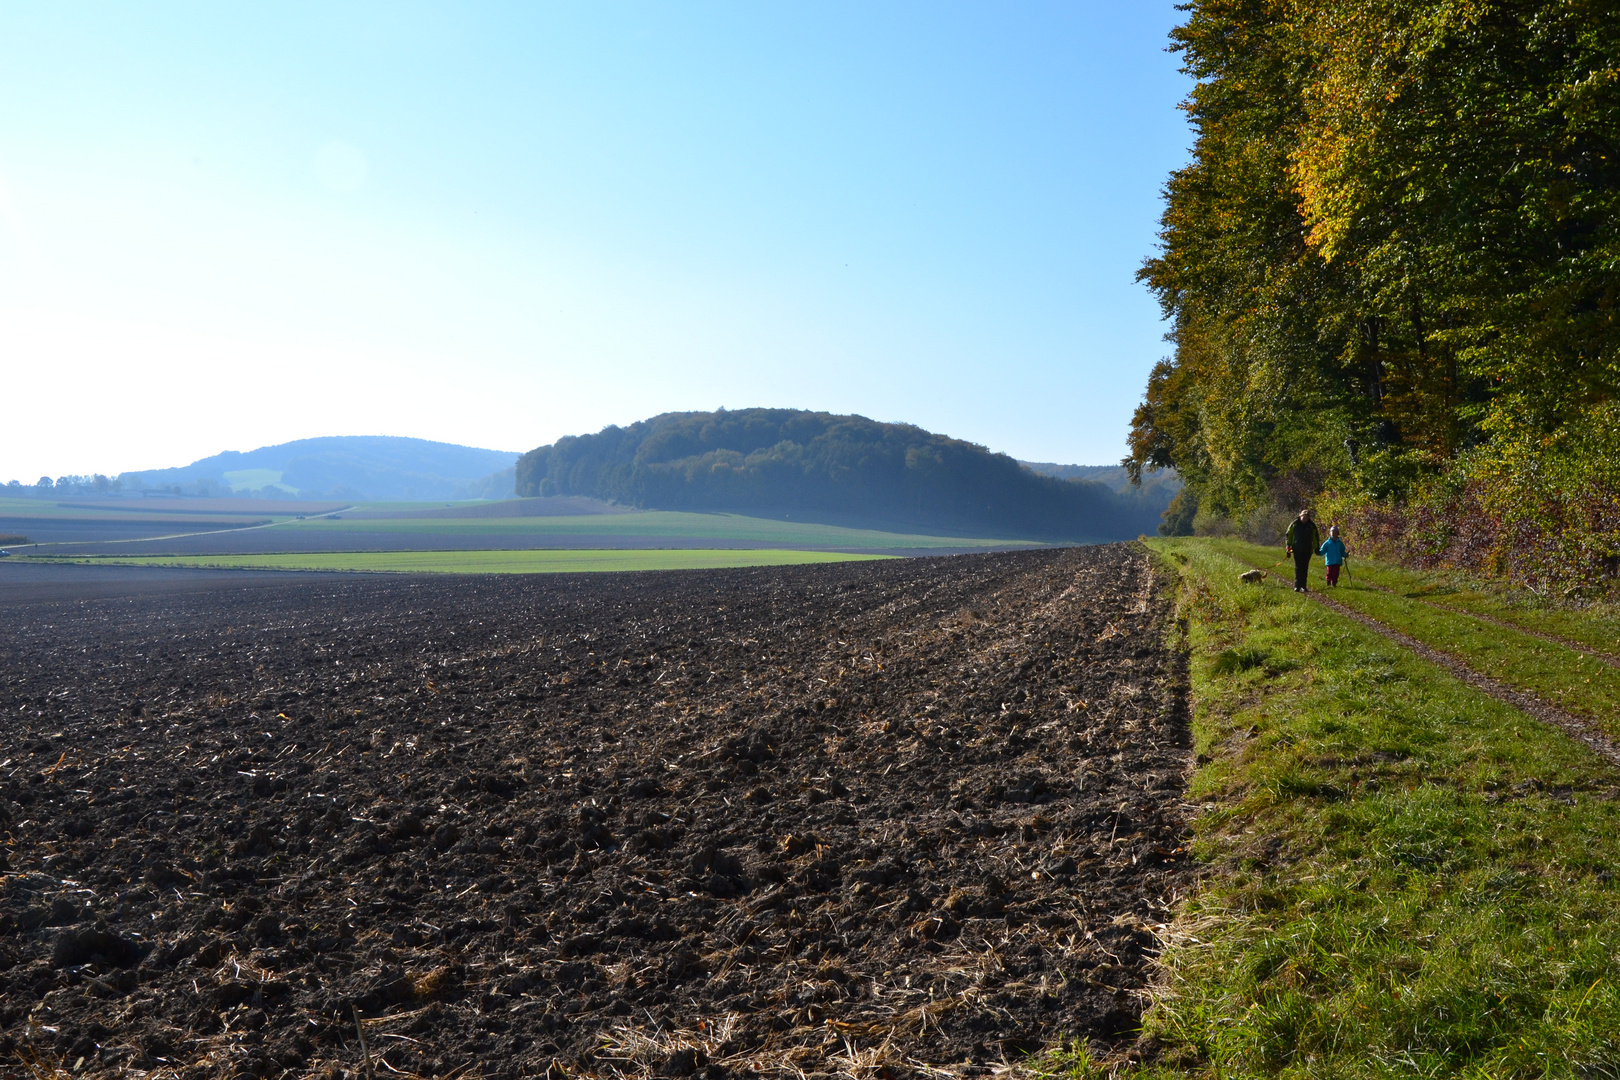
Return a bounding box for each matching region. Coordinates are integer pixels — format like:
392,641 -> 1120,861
36,549 -> 893,574
2,496 -> 1049,552
270,509 -> 1045,550
1055,540 -> 1620,1078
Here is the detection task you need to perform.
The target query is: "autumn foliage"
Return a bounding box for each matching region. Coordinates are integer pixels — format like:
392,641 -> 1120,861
1128,0 -> 1620,582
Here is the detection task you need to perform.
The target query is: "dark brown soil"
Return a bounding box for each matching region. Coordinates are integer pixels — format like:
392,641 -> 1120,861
0,563 -> 340,607
0,546 -> 1192,1079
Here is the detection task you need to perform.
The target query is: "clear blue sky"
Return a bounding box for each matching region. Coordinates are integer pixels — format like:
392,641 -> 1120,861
0,2 -> 1191,480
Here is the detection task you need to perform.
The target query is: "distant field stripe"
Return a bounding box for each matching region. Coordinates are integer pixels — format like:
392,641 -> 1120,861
35,549 -> 895,574
271,510 -> 1042,550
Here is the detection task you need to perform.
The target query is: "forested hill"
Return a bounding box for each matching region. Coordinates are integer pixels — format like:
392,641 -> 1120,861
1128,1 -> 1620,586
516,410 -> 1165,540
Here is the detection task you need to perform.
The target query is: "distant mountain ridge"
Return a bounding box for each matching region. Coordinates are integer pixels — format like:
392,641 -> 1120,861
1017,461 -> 1176,491
119,436 -> 519,501
517,408 -> 1173,540
1019,460 -> 1182,508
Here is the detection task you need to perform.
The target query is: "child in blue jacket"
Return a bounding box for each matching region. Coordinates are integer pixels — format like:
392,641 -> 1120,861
1319,526 -> 1347,587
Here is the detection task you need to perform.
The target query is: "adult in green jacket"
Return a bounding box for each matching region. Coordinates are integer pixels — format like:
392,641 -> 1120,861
1284,510 -> 1321,593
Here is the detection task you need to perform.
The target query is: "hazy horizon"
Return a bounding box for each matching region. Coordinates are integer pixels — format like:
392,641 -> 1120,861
0,3 -> 1192,481
10,422 -> 1143,486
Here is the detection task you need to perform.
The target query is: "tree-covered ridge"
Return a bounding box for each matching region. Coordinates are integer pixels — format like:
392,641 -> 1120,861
516,409 -> 1164,540
1129,0 -> 1620,567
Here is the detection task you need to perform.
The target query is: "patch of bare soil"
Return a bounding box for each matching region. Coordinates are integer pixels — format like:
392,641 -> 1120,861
0,546 -> 1191,1079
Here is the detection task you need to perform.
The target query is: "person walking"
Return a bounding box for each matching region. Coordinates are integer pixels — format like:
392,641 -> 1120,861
1319,526 -> 1347,587
1284,509 -> 1321,593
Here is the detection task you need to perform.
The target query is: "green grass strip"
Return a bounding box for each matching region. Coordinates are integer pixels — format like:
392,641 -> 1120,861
1329,556 -> 1620,664
29,549 -> 893,575
1206,539 -> 1620,742
1044,538 -> 1620,1078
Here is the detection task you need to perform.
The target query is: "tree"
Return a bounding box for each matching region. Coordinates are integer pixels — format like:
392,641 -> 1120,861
1131,0 -> 1620,528
517,409 -> 1163,539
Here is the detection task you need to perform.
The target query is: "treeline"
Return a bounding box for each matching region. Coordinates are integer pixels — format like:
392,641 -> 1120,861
1128,2 -> 1620,586
5,474 -> 258,499
5,475 -> 130,498
517,409 -> 1165,540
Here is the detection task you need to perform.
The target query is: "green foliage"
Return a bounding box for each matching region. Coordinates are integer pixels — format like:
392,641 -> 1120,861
1159,488 -> 1199,536
1130,1 -> 1620,535
517,408 -> 1161,540
1323,401 -> 1620,592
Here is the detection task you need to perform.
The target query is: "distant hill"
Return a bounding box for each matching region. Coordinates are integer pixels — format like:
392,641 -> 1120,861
120,436 -> 519,501
1021,460 -> 1181,508
516,409 -> 1167,540
1017,461 -> 1173,491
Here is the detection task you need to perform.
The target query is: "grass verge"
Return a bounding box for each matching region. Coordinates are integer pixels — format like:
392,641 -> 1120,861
1205,539 -> 1620,738
23,549 -> 895,574
1323,555 -> 1620,661
1043,538 -> 1620,1078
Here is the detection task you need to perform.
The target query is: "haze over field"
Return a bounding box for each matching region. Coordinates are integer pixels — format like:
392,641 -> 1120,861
0,3 -> 1192,482
119,436 -> 519,501
3,412 -> 1180,546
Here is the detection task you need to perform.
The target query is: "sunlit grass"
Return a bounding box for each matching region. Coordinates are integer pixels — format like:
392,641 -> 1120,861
1335,555 -> 1620,661
1038,539 -> 1620,1078
1207,538 -> 1620,740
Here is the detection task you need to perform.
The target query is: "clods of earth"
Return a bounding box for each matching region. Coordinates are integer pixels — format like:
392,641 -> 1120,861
0,546 -> 1193,1078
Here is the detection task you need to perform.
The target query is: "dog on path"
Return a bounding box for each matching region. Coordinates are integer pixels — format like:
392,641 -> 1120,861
1239,568 -> 1266,584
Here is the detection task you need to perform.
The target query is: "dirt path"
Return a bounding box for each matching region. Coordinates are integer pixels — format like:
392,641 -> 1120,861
1305,591 -> 1620,769
0,546 -> 1192,1079
1348,577 -> 1620,672
1229,557 -> 1620,769
22,505 -> 355,551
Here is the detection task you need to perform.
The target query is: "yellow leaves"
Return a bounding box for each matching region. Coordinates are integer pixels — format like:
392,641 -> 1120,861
1282,0 -> 1490,261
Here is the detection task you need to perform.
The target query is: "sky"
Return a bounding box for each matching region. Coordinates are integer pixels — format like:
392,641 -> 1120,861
0,2 -> 1192,480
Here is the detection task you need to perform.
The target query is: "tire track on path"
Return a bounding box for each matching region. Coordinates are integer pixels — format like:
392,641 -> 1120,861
1349,576 -> 1620,672
1230,557 -> 1620,769
1307,590 -> 1620,770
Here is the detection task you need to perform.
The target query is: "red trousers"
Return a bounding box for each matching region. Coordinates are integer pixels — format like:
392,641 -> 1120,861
1325,564 -> 1341,586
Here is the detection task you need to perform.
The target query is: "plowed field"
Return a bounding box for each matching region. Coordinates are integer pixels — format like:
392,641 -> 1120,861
0,545 -> 1191,1079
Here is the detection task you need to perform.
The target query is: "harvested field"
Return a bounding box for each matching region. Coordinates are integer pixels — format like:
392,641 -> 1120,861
0,517 -> 270,546
32,510 -> 1038,559
0,546 -> 1192,1079
31,550 -> 891,576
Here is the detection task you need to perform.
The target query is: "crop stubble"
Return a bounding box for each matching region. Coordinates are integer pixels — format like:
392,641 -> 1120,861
0,545 -> 1191,1078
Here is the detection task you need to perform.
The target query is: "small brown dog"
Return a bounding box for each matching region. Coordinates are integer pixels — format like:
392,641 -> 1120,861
1239,569 -> 1266,584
